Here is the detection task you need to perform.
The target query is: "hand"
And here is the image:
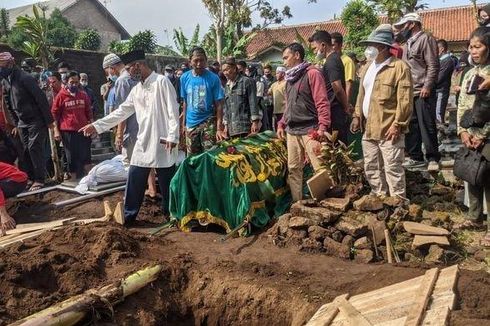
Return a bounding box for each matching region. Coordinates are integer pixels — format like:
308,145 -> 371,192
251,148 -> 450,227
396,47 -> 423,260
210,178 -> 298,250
250,120 -> 261,134
54,129 -> 61,142
165,141 -> 177,151
216,129 -> 228,141
350,117 -> 360,133
79,124 -> 97,137
385,124 -> 400,142
453,85 -> 461,93
47,123 -> 55,130
115,134 -> 123,151
478,76 -> 490,91
277,127 -> 285,140
1,214 -> 16,232
460,132 -> 473,148
471,137 -> 484,149
346,104 -> 354,115
11,127 -> 18,137
420,87 -> 431,98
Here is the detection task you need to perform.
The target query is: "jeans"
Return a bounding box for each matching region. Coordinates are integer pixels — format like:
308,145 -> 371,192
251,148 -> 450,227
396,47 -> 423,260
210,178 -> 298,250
124,165 -> 176,223
436,89 -> 450,124
405,95 -> 441,162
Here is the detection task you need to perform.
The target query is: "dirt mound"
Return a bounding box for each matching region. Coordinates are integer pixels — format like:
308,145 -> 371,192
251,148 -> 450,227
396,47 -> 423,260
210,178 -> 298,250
452,270 -> 490,325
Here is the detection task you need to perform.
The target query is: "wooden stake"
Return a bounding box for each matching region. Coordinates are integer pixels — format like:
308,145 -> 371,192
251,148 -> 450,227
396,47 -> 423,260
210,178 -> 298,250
384,229 -> 393,264
306,293 -> 350,326
370,225 -> 379,258
113,201 -> 124,225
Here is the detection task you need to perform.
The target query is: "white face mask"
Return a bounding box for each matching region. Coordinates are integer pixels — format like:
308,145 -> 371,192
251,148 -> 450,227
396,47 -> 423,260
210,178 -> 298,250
364,46 -> 379,61
80,81 -> 88,87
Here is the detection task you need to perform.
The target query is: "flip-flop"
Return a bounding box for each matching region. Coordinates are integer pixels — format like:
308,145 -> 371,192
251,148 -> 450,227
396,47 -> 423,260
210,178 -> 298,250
28,183 -> 44,192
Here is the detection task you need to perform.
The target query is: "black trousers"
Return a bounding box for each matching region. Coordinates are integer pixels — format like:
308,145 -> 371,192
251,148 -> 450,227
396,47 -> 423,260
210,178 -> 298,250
61,131 -> 91,178
124,165 -> 176,223
405,95 -> 441,162
19,123 -> 48,183
331,105 -> 349,145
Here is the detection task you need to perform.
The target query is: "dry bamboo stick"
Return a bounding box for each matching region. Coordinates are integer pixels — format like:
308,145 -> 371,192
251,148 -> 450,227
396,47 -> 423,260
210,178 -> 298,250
10,265 -> 163,326
384,229 -> 393,264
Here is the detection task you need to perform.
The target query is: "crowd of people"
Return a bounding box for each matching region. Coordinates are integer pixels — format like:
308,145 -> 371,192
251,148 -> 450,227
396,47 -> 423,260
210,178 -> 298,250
0,9 -> 488,245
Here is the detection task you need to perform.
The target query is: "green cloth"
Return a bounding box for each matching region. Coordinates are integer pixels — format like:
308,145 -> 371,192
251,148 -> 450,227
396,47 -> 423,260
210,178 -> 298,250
170,131 -> 291,234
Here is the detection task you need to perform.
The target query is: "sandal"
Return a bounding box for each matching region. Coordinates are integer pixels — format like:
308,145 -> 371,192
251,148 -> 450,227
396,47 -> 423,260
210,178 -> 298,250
454,219 -> 486,231
28,183 -> 44,192
63,172 -> 72,181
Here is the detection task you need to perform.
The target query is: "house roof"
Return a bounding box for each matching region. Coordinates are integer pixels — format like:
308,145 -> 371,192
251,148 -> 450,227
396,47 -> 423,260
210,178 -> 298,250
7,0 -> 131,39
246,4 -> 478,59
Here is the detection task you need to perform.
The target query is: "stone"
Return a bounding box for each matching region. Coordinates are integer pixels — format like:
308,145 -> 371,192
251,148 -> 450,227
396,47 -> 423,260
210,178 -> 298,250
290,202 -> 341,225
276,213 -> 291,235
342,235 -> 354,248
300,238 -> 324,253
408,204 -> 423,220
320,197 -> 350,212
366,216 -> 386,246
353,195 -> 384,211
383,196 -> 405,207
308,225 -> 332,241
390,207 -> 409,221
473,250 -> 488,262
332,231 -> 344,242
403,221 -> 450,236
412,235 -> 450,249
285,229 -> 308,247
289,216 -> 315,229
430,184 -> 453,196
404,252 -> 421,263
354,237 -> 372,250
425,245 -> 445,264
422,211 -> 451,224
354,249 -> 374,263
323,237 -> 351,259
335,216 -> 368,237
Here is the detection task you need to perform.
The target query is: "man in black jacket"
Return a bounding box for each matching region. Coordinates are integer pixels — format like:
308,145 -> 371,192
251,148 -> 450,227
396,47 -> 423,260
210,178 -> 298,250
0,52 -> 53,190
435,39 -> 455,125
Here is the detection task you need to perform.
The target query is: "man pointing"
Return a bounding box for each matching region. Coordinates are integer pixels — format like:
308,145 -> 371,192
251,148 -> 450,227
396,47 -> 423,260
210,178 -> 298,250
80,50 -> 180,225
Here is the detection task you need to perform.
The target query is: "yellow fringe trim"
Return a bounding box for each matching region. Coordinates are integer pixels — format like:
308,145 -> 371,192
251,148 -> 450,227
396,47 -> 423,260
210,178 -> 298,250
179,211 -> 232,233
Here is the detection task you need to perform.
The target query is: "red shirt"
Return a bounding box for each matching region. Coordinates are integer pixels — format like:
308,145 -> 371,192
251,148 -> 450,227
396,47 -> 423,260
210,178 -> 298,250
390,43 -> 404,59
52,88 -> 93,131
0,162 -> 27,206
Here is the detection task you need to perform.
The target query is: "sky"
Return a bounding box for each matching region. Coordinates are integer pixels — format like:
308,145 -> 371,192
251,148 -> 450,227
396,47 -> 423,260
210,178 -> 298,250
0,0 -> 487,48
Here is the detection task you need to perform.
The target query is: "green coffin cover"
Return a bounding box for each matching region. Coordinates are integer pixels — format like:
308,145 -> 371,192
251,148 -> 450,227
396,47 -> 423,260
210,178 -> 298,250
170,131 -> 291,234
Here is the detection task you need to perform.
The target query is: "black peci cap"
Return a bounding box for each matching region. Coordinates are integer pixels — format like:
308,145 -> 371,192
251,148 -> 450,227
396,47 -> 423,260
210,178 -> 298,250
120,49 -> 145,65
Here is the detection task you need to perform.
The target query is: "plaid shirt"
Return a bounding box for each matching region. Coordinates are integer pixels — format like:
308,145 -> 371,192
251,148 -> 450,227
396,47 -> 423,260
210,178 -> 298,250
224,74 -> 260,136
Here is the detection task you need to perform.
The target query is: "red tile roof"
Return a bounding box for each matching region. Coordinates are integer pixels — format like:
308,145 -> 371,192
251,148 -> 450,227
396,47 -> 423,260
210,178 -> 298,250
246,5 -> 478,59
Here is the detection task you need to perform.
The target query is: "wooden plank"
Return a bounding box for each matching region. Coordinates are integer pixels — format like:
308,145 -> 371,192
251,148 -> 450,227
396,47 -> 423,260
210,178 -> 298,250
0,229 -> 49,249
6,217 -> 78,235
385,229 -> 393,263
113,201 -> 124,225
374,316 -> 406,326
307,169 -> 334,201
412,236 -> 449,249
337,298 -> 373,326
306,294 -> 349,326
403,222 -> 449,236
404,268 -> 440,326
422,307 -> 450,326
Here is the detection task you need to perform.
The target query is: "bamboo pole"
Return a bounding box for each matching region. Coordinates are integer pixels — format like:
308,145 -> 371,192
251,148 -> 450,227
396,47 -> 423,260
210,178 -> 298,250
48,128 -> 62,182
10,265 -> 163,326
384,229 -> 393,264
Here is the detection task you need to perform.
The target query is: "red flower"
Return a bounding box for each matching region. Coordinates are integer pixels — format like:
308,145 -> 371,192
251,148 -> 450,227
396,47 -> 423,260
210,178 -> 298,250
227,146 -> 237,154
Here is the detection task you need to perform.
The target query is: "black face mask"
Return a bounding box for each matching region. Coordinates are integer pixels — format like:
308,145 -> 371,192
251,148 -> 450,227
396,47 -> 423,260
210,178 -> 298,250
0,67 -> 13,79
479,18 -> 490,27
400,26 -> 413,42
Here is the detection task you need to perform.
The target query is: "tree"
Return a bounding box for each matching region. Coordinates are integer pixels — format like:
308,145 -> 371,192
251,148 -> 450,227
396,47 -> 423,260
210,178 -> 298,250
0,8 -> 10,40
127,30 -> 157,54
173,25 -> 201,57
46,8 -> 78,48
368,0 -> 428,23
341,0 -> 379,55
74,29 -> 101,51
109,40 -> 128,54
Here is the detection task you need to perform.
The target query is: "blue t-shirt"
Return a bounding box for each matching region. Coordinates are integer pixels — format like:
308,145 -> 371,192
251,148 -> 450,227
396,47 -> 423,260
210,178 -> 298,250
180,69 -> 224,128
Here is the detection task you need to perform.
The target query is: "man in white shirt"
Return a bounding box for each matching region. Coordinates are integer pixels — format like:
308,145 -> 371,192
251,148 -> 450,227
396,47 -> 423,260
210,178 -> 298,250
80,50 -> 180,225
350,24 -> 413,199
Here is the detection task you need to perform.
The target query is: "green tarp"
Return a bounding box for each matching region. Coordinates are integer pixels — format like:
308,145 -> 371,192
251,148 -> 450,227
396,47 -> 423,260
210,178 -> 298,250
170,131 -> 291,234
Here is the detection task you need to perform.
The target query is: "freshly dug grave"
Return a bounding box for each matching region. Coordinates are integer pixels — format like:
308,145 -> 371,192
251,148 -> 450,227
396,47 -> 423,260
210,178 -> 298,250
0,223 -> 489,325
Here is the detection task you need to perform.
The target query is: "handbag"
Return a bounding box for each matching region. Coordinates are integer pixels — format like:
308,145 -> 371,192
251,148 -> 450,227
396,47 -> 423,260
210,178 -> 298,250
453,146 -> 490,187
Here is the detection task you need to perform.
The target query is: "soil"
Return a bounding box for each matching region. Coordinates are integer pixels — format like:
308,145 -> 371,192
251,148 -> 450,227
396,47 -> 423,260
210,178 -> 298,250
1,189 -> 489,325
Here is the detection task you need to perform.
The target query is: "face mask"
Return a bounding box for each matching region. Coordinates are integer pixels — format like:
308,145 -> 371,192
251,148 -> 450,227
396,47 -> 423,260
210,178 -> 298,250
0,67 -> 12,79
364,46 -> 379,61
60,73 -> 67,81
80,81 -> 88,87
400,26 -> 412,42
164,71 -> 173,78
67,85 -> 78,94
479,18 -> 490,27
109,75 -> 117,82
316,51 -> 326,61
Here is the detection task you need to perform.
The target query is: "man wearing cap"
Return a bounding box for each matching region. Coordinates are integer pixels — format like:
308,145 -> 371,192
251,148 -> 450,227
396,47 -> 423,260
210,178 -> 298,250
394,13 -> 441,172
80,50 -> 180,225
0,52 -> 53,191
180,47 -> 225,156
164,65 -> 180,99
350,25 -> 413,199
268,66 -> 287,130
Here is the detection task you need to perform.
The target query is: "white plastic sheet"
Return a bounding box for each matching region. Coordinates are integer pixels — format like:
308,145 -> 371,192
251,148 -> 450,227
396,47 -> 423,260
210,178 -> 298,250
75,155 -> 128,194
